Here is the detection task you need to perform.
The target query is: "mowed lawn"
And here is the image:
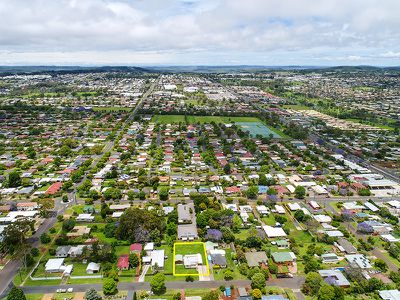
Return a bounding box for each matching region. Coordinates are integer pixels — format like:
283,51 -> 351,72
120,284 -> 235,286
151,114 -> 261,124
174,242 -> 207,275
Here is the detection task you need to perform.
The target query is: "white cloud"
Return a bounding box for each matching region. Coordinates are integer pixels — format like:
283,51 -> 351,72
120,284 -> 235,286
380,51 -> 400,59
0,0 -> 399,65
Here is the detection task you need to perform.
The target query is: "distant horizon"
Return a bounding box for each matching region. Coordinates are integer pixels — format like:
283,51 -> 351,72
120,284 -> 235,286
0,64 -> 399,68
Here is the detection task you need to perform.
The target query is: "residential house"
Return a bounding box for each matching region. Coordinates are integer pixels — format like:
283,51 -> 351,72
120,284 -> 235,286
130,243 -> 142,254
86,262 -> 101,274
55,246 -> 72,258
117,255 -> 129,270
245,251 -> 268,267
335,237 -> 357,254
183,254 -> 203,268
45,258 -> 65,273
318,269 -> 350,287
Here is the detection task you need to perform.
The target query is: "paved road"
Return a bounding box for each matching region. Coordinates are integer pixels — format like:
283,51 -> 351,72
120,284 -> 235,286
20,277 -> 304,294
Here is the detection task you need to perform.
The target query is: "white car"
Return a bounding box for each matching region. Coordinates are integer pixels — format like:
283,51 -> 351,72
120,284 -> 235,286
67,288 -> 74,293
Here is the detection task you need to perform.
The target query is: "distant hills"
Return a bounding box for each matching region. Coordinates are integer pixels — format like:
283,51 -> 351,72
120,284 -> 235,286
0,65 -> 151,75
0,65 -> 399,75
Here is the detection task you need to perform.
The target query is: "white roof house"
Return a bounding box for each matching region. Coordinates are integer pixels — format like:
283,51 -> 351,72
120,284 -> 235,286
76,214 -> 95,222
364,202 -> 379,212
314,215 -> 332,223
325,230 -> 344,237
45,258 -> 65,273
112,212 -> 123,218
109,204 -> 131,210
345,254 -> 372,269
342,202 -> 365,210
387,201 -> 400,209
86,262 -> 101,274
183,254 -> 203,268
312,185 -> 328,195
144,243 -> 154,252
263,225 -> 287,238
286,185 -> 295,193
287,203 -> 301,211
379,290 -> 400,300
151,249 -> 165,269
274,205 -> 285,214
381,234 -> 400,243
256,205 -> 269,215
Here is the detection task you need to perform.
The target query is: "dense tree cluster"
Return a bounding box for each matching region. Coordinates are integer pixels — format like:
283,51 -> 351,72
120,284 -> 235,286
115,208 -> 165,243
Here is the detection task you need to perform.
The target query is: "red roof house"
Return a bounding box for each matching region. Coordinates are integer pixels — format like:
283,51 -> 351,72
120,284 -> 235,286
117,255 -> 129,270
130,243 -> 143,253
226,186 -> 241,194
45,182 -> 63,195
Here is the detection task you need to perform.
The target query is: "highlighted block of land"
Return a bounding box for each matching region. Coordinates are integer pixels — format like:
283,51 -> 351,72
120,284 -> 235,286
173,242 -> 210,277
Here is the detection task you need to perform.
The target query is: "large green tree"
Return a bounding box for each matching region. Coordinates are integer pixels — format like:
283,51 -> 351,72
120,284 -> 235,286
202,290 -> 220,300
116,208 -> 165,243
103,278 -> 117,295
251,272 -> 266,290
8,170 -> 21,188
294,185 -> 306,199
84,288 -> 101,300
317,284 -> 335,300
150,273 -> 166,295
7,287 -> 26,300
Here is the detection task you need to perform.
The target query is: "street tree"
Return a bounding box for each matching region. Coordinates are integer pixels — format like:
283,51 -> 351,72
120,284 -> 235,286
150,273 -> 166,295
103,278 -> 118,295
251,272 -> 266,290
7,287 -> 26,300
84,288 -> 101,300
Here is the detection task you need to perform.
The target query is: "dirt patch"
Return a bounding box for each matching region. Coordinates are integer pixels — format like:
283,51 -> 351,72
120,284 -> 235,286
42,294 -> 54,300
72,292 -> 85,300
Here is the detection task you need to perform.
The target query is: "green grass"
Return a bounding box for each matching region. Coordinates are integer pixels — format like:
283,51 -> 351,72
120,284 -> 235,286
152,115 -> 186,123
174,242 -> 207,275
233,228 -> 253,240
175,243 -> 205,259
213,249 -> 246,281
151,115 -> 261,124
67,277 -> 104,284
22,278 -> 62,286
115,245 -> 130,256
25,294 -> 44,300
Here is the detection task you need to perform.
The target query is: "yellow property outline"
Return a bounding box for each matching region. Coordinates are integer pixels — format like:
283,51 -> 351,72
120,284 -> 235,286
172,241 -> 210,277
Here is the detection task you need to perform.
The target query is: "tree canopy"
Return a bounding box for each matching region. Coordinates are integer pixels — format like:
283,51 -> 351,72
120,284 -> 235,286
115,208 -> 165,243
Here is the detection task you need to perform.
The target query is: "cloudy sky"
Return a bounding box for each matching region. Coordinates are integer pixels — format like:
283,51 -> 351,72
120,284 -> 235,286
0,0 -> 399,66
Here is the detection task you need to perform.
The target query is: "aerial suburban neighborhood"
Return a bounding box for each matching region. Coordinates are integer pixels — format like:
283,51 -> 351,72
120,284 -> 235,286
1,1 -> 400,300
0,66 -> 399,300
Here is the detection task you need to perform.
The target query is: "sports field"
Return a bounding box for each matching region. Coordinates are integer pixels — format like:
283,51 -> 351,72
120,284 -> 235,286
151,114 -> 260,124
237,122 -> 282,138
